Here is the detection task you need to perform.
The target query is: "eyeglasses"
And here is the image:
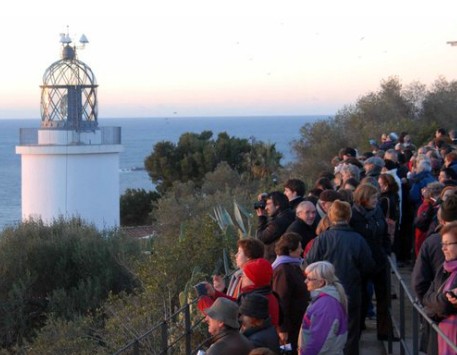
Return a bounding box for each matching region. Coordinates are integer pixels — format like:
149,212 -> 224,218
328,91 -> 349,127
441,241 -> 457,247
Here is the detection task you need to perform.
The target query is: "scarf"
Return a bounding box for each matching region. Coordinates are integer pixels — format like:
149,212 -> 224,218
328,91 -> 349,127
443,259 -> 457,291
271,255 -> 303,270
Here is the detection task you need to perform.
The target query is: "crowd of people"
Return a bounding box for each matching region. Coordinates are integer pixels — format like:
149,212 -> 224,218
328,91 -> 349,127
196,128 -> 457,355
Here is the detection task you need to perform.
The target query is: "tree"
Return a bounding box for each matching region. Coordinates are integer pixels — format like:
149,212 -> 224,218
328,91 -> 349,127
290,76 -> 433,181
120,188 -> 160,226
419,77 -> 457,141
144,131 -> 281,194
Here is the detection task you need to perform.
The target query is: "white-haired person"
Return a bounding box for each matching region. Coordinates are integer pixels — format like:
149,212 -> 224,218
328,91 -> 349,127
298,261 -> 348,355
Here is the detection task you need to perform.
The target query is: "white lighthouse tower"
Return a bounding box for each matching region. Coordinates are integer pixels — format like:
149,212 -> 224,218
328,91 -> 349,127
16,32 -> 123,230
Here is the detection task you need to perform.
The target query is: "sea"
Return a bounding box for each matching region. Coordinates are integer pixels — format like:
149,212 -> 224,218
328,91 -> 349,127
0,115 -> 327,230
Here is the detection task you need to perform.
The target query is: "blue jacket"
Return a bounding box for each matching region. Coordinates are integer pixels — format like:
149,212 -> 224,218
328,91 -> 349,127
408,171 -> 436,208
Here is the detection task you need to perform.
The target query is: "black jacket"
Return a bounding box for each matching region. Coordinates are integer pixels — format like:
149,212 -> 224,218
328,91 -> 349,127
242,319 -> 280,353
286,218 -> 317,249
412,232 -> 444,303
257,208 -> 295,262
350,204 -> 391,273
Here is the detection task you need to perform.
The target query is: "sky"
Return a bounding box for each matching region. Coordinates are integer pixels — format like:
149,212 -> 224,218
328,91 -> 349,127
1,1 -> 457,119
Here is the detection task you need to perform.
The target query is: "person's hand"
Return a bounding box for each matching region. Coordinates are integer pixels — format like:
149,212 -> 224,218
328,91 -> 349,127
278,332 -> 288,345
256,208 -> 266,217
212,274 -> 226,293
445,288 -> 457,306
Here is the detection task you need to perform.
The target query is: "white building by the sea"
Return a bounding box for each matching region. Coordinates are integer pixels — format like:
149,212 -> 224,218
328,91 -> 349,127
16,32 -> 123,230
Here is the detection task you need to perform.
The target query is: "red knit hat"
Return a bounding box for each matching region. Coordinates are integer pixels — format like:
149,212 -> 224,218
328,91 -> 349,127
242,258 -> 273,287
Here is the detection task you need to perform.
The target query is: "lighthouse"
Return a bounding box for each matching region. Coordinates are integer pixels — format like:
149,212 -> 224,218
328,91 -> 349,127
16,32 -> 123,230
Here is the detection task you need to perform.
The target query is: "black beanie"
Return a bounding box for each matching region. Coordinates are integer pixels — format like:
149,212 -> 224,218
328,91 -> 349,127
239,293 -> 269,320
441,194 -> 457,222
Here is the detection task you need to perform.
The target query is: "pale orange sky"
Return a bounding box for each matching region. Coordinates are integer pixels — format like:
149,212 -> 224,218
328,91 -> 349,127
0,0 -> 456,118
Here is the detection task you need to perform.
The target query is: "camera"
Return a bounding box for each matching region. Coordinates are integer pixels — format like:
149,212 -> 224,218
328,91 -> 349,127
254,193 -> 268,210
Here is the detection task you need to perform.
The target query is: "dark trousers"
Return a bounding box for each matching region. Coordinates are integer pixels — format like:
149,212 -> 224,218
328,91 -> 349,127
361,267 -> 392,338
344,304 -> 361,355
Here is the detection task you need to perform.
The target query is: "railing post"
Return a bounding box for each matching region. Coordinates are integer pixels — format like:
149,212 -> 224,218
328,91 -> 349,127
412,307 -> 419,355
161,320 -> 168,355
399,286 -> 405,355
133,339 -> 140,355
387,262 -> 393,354
185,303 -> 192,354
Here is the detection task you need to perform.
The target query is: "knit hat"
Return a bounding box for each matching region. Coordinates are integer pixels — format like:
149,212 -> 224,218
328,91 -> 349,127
242,258 -> 272,287
319,190 -> 341,203
239,293 -> 269,320
441,194 -> 457,222
205,297 -> 240,329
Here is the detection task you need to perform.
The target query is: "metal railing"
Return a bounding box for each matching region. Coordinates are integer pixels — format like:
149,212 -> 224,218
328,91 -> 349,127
387,256 -> 457,354
112,298 -> 206,355
18,126 -> 122,145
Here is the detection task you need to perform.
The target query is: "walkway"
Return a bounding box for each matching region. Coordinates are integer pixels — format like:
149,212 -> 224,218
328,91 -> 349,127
360,262 -> 419,355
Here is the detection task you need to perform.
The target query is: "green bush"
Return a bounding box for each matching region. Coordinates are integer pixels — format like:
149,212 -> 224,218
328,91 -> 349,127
0,217 -> 142,348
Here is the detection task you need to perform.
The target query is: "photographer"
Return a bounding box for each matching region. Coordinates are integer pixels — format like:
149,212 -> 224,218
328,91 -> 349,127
256,191 -> 295,262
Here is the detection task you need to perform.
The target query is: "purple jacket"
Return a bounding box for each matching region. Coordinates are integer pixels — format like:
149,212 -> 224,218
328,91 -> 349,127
298,285 -> 348,355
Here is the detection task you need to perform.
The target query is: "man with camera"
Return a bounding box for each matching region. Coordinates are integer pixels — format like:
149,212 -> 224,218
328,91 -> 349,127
256,191 -> 295,262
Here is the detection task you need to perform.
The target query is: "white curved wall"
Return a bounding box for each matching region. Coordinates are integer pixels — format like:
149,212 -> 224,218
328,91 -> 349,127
16,140 -> 123,230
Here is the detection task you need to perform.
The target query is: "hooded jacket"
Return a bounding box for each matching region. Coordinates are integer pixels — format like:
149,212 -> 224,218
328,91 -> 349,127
298,285 -> 348,355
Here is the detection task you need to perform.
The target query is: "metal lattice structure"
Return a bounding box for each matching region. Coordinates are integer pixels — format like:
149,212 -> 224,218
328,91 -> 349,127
40,44 -> 98,130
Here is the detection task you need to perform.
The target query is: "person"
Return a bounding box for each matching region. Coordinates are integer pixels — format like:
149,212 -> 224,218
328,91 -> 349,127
272,233 -> 309,353
286,201 -> 318,249
203,297 -> 253,355
449,129 -> 457,145
342,177 -> 359,191
412,195 -> 457,354
408,154 -> 437,210
350,183 -> 395,342
444,151 -> 457,175
340,164 -> 361,185
422,221 -> 457,355
316,190 -> 341,221
363,156 -> 385,180
298,261 -> 348,355
307,199 -> 374,355
378,132 -> 397,151
256,191 -> 295,262
284,179 -> 307,211
239,258 -> 281,327
213,238 -> 265,299
439,167 -> 457,186
239,293 -> 280,352
413,182 -> 443,256
378,173 -> 400,246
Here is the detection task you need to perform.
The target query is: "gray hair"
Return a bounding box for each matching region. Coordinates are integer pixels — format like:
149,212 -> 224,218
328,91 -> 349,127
305,261 -> 348,312
384,149 -> 398,163
415,154 -> 432,173
340,164 -> 360,181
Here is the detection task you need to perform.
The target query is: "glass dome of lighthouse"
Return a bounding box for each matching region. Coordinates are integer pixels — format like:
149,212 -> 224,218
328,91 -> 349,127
40,31 -> 98,130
